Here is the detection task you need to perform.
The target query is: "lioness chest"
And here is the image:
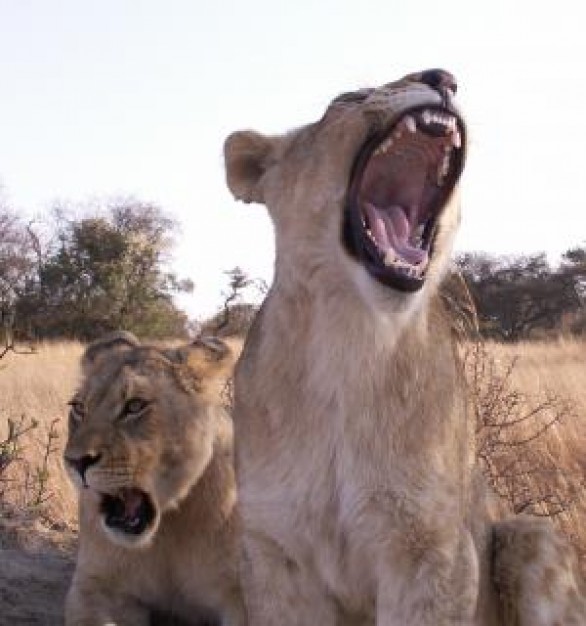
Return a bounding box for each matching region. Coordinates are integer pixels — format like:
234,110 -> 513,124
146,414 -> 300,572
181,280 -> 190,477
234,311 -> 465,616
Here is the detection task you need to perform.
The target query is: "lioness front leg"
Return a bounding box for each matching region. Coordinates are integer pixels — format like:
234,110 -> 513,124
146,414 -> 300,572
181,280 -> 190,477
376,527 -> 479,626
65,577 -> 150,626
240,533 -> 339,626
220,602 -> 248,626
493,518 -> 586,625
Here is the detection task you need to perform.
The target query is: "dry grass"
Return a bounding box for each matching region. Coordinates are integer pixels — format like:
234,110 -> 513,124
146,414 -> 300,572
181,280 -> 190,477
0,341 -> 83,526
482,337 -> 586,572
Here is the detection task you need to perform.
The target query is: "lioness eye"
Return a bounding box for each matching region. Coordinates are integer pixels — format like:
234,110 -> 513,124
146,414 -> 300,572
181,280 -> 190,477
68,400 -> 85,422
123,398 -> 149,417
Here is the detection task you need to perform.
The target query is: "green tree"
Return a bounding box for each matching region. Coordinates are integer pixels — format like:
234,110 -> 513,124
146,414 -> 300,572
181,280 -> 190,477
0,205 -> 38,345
559,244 -> 586,333
456,250 -> 584,340
18,200 -> 193,339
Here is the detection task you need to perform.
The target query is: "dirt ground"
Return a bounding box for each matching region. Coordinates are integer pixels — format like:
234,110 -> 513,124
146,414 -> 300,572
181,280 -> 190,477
0,515 -> 75,626
0,514 -> 208,625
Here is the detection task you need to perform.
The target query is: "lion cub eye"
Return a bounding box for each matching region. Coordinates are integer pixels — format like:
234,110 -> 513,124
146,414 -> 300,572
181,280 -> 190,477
68,400 -> 86,422
122,398 -> 150,418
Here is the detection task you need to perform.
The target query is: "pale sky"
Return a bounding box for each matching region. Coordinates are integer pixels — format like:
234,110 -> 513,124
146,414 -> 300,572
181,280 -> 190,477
1,0 -> 585,318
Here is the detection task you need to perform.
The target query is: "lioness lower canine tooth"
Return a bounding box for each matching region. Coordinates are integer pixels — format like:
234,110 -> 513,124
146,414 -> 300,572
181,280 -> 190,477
384,250 -> 397,266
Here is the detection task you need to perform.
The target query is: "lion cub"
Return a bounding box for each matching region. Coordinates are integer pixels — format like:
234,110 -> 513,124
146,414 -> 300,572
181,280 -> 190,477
64,332 -> 246,626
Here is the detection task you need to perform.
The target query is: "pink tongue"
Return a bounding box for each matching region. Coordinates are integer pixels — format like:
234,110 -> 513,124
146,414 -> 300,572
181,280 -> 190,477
364,203 -> 427,265
121,489 -> 143,517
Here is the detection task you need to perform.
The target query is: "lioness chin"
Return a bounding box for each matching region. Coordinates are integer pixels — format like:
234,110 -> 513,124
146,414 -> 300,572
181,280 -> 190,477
64,332 -> 246,626
225,70 -> 585,625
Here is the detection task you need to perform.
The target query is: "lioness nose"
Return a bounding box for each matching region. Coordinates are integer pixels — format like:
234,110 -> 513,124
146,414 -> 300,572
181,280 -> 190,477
419,68 -> 457,95
65,453 -> 101,482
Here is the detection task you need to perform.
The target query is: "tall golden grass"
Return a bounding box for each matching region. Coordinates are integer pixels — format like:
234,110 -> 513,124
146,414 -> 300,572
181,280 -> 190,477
0,337 -> 584,570
0,341 -> 83,524
483,337 -> 586,573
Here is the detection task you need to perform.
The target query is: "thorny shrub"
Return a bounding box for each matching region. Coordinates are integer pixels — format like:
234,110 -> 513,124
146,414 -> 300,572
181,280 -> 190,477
463,340 -> 580,518
0,331 -> 60,520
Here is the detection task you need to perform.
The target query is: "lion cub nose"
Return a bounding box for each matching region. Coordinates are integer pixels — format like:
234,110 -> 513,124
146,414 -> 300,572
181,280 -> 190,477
65,453 -> 102,484
419,68 -> 457,95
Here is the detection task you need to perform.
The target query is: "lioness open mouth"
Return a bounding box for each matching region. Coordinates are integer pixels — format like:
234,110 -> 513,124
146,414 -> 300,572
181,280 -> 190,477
100,488 -> 156,536
343,105 -> 465,291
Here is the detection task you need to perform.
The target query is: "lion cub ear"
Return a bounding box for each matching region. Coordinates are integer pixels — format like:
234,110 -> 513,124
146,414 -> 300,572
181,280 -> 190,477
82,331 -> 140,368
178,336 -> 242,394
224,130 -> 278,204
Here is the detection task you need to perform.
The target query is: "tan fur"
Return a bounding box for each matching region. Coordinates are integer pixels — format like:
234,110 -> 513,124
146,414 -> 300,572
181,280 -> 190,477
224,72 -> 585,625
64,332 -> 246,626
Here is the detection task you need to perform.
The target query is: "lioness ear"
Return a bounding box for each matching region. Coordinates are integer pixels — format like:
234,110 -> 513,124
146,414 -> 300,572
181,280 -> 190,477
178,336 -> 241,393
224,130 -> 277,204
82,331 -> 140,368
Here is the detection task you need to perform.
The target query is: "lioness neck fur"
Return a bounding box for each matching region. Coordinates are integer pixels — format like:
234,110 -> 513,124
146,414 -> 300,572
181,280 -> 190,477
225,70 -> 585,625
64,333 -> 246,626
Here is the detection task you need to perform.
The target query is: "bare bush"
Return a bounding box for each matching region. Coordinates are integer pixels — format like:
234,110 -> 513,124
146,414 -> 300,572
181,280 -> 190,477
442,271 -> 582,520
203,267 -> 266,337
1,343 -> 60,522
0,415 -> 61,518
464,340 -> 580,518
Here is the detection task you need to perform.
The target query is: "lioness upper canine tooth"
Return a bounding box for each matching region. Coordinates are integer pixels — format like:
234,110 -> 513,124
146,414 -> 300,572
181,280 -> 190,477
404,116 -> 416,133
452,130 -> 462,148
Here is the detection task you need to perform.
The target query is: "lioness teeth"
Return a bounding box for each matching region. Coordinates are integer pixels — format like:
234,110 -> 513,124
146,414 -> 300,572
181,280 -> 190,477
374,137 -> 393,156
436,152 -> 451,186
383,250 -> 397,266
404,116 -> 417,134
421,109 -> 455,128
372,110 -> 460,157
383,252 -> 425,278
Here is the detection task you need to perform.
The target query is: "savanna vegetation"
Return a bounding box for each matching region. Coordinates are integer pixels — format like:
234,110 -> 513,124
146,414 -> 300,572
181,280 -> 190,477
0,191 -> 584,621
1,197 -> 193,342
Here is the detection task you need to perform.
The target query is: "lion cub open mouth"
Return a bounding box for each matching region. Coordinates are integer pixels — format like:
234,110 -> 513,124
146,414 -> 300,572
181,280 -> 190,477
344,105 -> 465,291
100,488 -> 157,536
